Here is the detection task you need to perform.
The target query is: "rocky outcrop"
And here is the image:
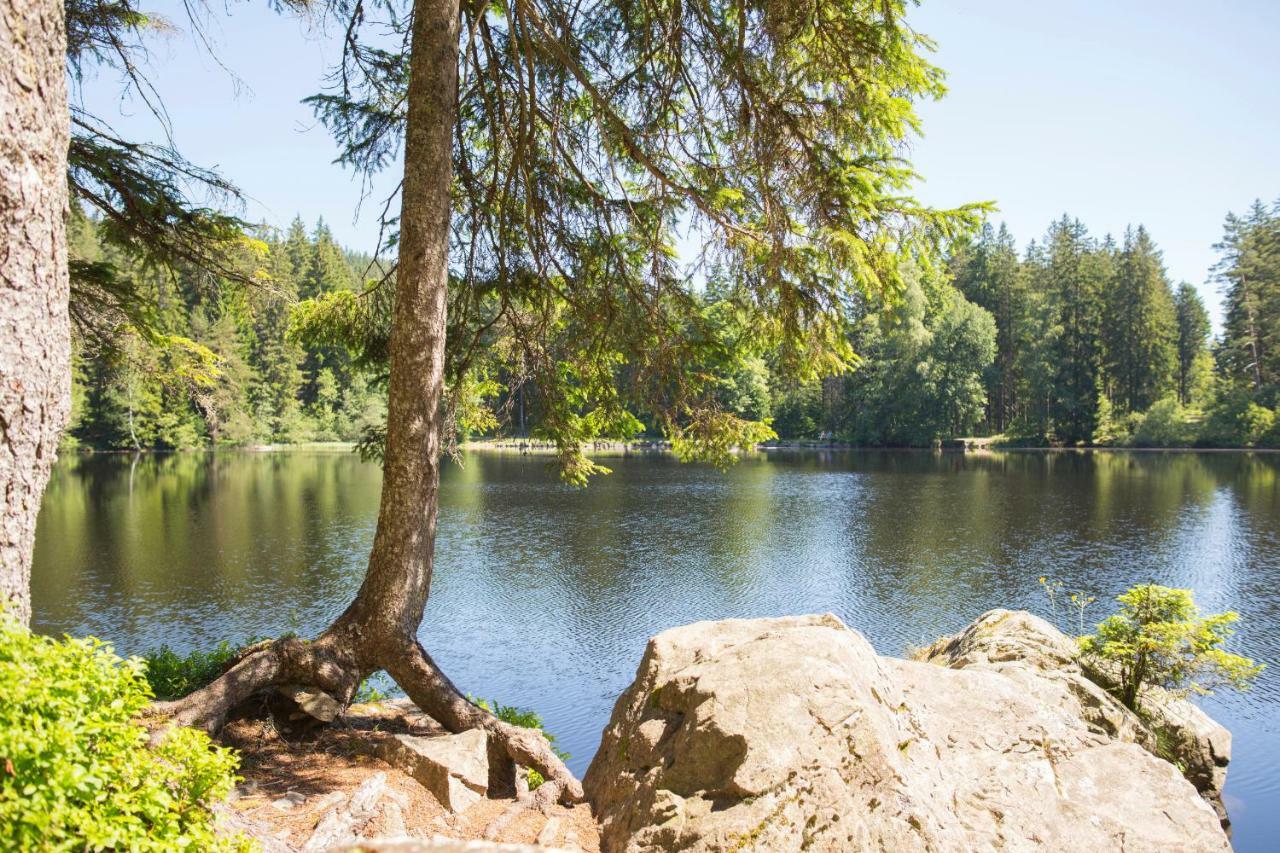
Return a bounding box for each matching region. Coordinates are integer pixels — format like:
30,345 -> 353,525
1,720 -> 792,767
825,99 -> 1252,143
585,613 -> 1230,852
918,609 -> 1232,826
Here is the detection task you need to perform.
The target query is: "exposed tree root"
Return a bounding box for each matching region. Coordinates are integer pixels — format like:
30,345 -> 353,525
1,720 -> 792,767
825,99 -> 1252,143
147,633 -> 583,807
384,638 -> 584,807
147,636 -> 358,734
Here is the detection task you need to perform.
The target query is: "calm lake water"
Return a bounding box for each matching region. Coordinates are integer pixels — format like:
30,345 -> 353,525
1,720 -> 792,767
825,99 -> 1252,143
31,449 -> 1280,849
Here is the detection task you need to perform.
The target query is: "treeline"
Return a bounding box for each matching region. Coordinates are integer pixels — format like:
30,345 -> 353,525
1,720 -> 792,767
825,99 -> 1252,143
67,202 -> 1280,451
66,210 -> 386,450
764,202 -> 1280,448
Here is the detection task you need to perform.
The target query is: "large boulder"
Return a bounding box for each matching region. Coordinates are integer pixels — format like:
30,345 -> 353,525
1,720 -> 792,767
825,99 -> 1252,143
584,613 -> 1229,852
918,609 -> 1232,826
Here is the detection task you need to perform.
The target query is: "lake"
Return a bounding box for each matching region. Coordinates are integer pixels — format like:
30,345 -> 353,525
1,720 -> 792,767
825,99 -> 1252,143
32,449 -> 1280,849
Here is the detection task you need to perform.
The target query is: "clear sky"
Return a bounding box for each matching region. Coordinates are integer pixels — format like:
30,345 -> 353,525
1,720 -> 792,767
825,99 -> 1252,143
79,1 -> 1280,326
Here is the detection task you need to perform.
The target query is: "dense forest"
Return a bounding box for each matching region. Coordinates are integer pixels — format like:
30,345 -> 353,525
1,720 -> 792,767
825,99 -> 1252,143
722,200 -> 1280,449
65,209 -> 387,450
65,200 -> 1280,452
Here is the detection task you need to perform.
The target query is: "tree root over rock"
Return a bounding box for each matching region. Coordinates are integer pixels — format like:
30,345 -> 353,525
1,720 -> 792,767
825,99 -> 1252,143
147,632 -> 583,809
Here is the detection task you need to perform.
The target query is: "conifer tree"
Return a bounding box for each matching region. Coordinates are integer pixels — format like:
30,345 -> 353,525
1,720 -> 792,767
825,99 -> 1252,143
1216,200 -> 1280,394
1104,226 -> 1177,412
1041,217 -> 1107,443
1174,283 -> 1212,406
951,222 -> 1027,432
157,0 -> 984,801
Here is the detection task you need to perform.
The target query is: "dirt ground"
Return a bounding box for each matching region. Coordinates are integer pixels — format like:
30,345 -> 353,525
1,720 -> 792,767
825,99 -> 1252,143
214,696 -> 600,852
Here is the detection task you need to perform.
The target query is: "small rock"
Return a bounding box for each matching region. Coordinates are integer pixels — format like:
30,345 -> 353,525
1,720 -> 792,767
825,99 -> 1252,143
278,684 -> 343,722
381,799 -> 408,838
376,729 -> 494,812
303,772 -> 387,852
536,816 -> 561,847
270,790 -> 307,812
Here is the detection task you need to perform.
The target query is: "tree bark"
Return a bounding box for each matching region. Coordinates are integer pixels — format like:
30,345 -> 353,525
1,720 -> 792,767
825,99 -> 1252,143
153,0 -> 582,805
325,0 -> 458,647
0,0 -> 70,625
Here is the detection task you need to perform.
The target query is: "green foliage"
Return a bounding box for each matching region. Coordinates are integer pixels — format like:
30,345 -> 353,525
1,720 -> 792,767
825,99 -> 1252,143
470,698 -> 568,790
69,214 -> 387,451
144,636 -> 386,705
1215,200 -> 1280,394
141,640 -> 257,702
1173,283 -> 1213,406
771,379 -> 827,440
1079,584 -> 1263,712
0,620 -> 250,851
1037,577 -> 1098,636
669,413 -> 777,469
64,201 -> 1280,453
1200,391 -> 1277,447
1044,218 -> 1110,444
1103,227 -> 1177,413
1130,398 -> 1195,448
308,0 -> 989,481
840,263 -> 996,445
353,680 -> 388,704
950,223 -> 1028,433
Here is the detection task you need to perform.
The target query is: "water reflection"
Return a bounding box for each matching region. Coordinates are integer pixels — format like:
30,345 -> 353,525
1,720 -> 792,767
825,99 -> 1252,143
32,449 -> 1280,851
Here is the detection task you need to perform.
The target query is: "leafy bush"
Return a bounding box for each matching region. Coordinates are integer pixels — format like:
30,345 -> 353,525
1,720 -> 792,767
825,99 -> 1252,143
0,620 -> 250,851
1093,395 -> 1139,446
353,677 -> 388,704
1200,391 -> 1276,447
1129,398 -> 1194,447
142,640 -> 252,701
1079,584 -> 1263,711
145,638 -> 384,706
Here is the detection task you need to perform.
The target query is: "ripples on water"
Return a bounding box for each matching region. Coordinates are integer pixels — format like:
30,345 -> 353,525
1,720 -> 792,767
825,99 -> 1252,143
31,449 -> 1280,850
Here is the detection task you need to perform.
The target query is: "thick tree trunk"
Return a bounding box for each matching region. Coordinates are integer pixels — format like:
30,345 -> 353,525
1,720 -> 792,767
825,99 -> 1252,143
326,0 -> 458,647
154,0 -> 582,805
0,0 -> 70,625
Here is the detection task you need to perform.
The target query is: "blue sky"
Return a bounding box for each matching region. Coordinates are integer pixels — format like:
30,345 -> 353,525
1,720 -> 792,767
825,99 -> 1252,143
79,1 -> 1280,325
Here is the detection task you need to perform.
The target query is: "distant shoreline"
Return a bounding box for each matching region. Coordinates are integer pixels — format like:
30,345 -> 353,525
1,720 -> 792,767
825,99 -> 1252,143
67,439 -> 1280,456
458,439 -> 1280,456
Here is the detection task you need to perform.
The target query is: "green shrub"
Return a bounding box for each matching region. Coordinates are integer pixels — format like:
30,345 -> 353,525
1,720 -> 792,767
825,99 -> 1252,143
1130,398 -> 1194,447
1079,584 -> 1263,712
145,638 -> 383,706
1093,395 -> 1139,446
1200,392 -> 1276,447
142,641 -> 253,702
0,620 -> 251,851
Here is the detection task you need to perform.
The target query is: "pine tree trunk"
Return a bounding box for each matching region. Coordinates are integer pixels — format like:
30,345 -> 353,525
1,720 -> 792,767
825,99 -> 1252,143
153,0 -> 582,804
0,0 -> 70,625
328,0 -> 458,644
1242,277 -> 1264,392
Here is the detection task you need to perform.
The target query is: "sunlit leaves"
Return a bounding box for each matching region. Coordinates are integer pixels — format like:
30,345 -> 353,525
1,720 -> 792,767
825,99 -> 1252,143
1079,584 -> 1264,712
312,0 -> 987,480
0,619 -> 250,851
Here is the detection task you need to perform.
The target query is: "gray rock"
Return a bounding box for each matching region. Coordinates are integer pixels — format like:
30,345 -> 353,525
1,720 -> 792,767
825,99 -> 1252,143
304,772 -> 387,852
278,684 -> 344,723
376,729 -> 494,812
269,790 -> 307,812
922,608 -> 1233,826
585,613 -> 1229,852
